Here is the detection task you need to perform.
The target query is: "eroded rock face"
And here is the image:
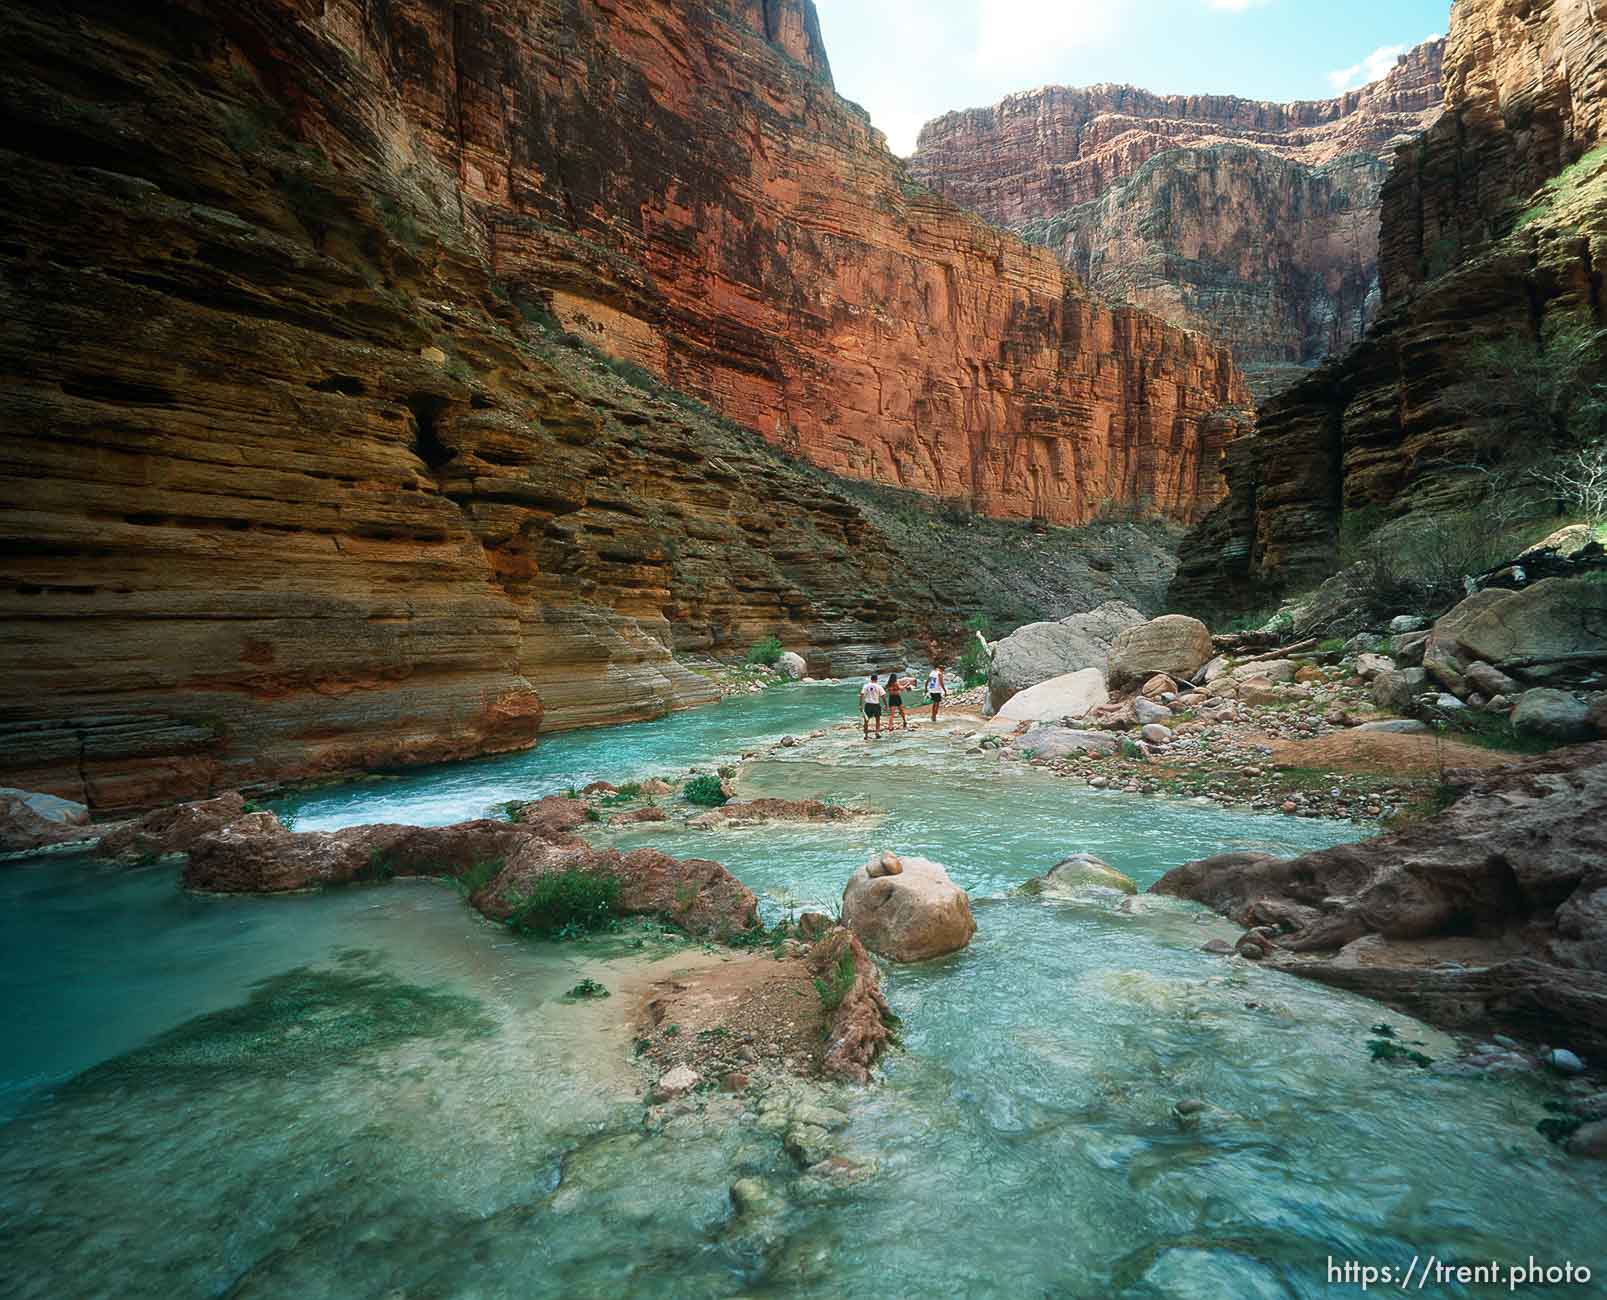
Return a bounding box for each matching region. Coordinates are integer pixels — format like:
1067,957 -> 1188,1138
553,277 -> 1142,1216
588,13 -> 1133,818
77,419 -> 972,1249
841,854 -> 976,962
910,42 -> 1444,379
1151,742 -> 1607,1056
0,0 -> 1244,811
1173,0 -> 1607,612
184,815 -> 761,937
807,926 -> 895,1084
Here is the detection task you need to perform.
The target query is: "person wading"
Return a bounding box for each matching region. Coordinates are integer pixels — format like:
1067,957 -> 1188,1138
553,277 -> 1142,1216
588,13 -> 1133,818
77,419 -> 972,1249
926,665 -> 946,723
860,672 -> 885,740
885,668 -> 910,730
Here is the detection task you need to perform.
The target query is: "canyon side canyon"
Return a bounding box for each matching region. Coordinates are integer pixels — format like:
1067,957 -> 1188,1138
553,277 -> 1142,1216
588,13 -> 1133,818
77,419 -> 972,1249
910,40 -> 1446,397
0,0 -> 1241,809
1172,0 -> 1607,612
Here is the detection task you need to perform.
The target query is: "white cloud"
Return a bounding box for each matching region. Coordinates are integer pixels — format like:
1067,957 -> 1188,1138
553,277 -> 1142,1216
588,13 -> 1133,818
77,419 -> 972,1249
1327,42 -> 1407,91
1205,0 -> 1274,10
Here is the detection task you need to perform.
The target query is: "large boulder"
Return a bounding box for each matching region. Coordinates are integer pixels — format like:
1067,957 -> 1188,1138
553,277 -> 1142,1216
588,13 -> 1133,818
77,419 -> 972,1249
1107,615 -> 1214,688
842,853 -> 976,962
1430,578 -> 1607,689
777,651 -> 807,680
1372,667 -> 1429,714
994,668 -> 1108,725
0,787 -> 94,854
1423,587 -> 1519,695
1512,689 -> 1597,742
987,601 -> 1144,712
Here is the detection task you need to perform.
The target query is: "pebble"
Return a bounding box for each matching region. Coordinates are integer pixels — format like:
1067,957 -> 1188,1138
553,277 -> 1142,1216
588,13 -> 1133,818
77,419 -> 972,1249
1173,1098 -> 1206,1116
1547,1048 -> 1586,1075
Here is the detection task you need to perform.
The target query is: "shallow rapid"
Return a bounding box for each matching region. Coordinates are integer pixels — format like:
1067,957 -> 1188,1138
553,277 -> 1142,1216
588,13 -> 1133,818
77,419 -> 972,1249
2,683 -> 1602,1298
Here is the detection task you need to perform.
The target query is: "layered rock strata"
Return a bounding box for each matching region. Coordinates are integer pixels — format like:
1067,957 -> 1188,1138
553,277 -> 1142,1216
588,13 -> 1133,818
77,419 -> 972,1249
911,43 -> 1445,380
1173,0 -> 1607,613
0,0 -> 1244,810
1152,742 -> 1607,1058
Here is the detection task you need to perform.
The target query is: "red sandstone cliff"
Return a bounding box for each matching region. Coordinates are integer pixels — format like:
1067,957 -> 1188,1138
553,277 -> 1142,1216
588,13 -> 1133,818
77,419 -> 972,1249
0,0 -> 1229,810
1172,0 -> 1607,612
910,43 -> 1445,385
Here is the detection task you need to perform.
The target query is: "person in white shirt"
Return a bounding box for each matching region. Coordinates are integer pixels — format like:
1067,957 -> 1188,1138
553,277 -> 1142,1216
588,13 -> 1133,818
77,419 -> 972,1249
860,672 -> 885,740
926,666 -> 946,722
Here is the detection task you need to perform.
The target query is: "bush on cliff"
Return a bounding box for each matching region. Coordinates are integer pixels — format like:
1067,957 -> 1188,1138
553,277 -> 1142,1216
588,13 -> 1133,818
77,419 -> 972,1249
745,635 -> 784,667
508,869 -> 623,938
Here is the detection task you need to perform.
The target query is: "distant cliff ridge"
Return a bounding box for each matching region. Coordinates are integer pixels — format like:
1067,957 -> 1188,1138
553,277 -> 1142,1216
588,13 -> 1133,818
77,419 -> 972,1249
910,40 -> 1445,390
1171,0 -> 1607,612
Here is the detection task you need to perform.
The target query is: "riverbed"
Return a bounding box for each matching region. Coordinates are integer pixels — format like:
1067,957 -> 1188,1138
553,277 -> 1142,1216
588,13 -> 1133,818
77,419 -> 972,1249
1,683 -> 1601,1298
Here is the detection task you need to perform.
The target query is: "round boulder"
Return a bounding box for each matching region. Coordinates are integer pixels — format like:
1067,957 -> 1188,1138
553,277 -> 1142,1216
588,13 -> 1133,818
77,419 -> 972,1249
777,651 -> 807,680
1039,852 -> 1137,896
842,853 -> 975,962
1108,615 -> 1214,688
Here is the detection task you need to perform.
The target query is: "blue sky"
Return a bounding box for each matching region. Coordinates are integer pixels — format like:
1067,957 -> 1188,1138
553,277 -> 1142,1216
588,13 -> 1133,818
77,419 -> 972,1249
814,0 -> 1452,155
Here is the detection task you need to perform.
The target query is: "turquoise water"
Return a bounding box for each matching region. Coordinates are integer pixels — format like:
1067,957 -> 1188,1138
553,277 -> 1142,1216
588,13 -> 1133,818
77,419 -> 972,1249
2,684 -> 1603,1298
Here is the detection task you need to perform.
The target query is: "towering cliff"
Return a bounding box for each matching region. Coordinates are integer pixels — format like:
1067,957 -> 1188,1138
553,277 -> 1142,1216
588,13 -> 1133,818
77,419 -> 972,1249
910,43 -> 1445,392
0,0 -> 1234,810
1172,0 -> 1607,613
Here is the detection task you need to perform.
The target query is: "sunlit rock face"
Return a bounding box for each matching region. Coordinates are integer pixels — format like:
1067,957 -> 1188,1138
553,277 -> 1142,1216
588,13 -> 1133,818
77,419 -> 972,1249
1171,0 -> 1607,613
910,41 -> 1445,392
0,0 -> 1248,810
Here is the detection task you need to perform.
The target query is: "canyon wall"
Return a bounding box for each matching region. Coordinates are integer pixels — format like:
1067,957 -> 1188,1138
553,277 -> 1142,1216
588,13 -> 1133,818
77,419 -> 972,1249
0,0 -> 1217,811
910,42 -> 1445,391
1172,0 -> 1607,613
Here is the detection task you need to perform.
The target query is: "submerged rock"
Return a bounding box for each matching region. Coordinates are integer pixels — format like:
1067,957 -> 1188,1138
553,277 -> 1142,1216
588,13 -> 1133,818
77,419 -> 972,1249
842,854 -> 976,962
1037,853 -> 1138,897
687,798 -> 858,829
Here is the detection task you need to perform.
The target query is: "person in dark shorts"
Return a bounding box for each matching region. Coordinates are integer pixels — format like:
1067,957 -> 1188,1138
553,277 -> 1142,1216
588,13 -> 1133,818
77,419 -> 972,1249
926,665 -> 946,722
860,672 -> 884,740
884,668 -> 910,730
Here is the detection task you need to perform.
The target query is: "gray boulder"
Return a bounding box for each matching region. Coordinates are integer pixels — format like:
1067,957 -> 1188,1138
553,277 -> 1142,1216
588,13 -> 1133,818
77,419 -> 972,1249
1430,577 -> 1607,687
1372,667 -> 1428,715
1512,689 -> 1596,742
1107,615 -> 1214,688
776,651 -> 807,680
987,601 -> 1144,713
1464,661 -> 1520,699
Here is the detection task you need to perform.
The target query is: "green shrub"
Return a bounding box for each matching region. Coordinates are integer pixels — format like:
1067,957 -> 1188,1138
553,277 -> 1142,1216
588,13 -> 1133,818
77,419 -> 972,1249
957,613 -> 990,687
812,949 -> 857,1015
683,775 -> 728,807
508,869 -> 623,938
447,858 -> 504,897
563,978 -> 610,1000
745,635 -> 784,667
600,781 -> 643,807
